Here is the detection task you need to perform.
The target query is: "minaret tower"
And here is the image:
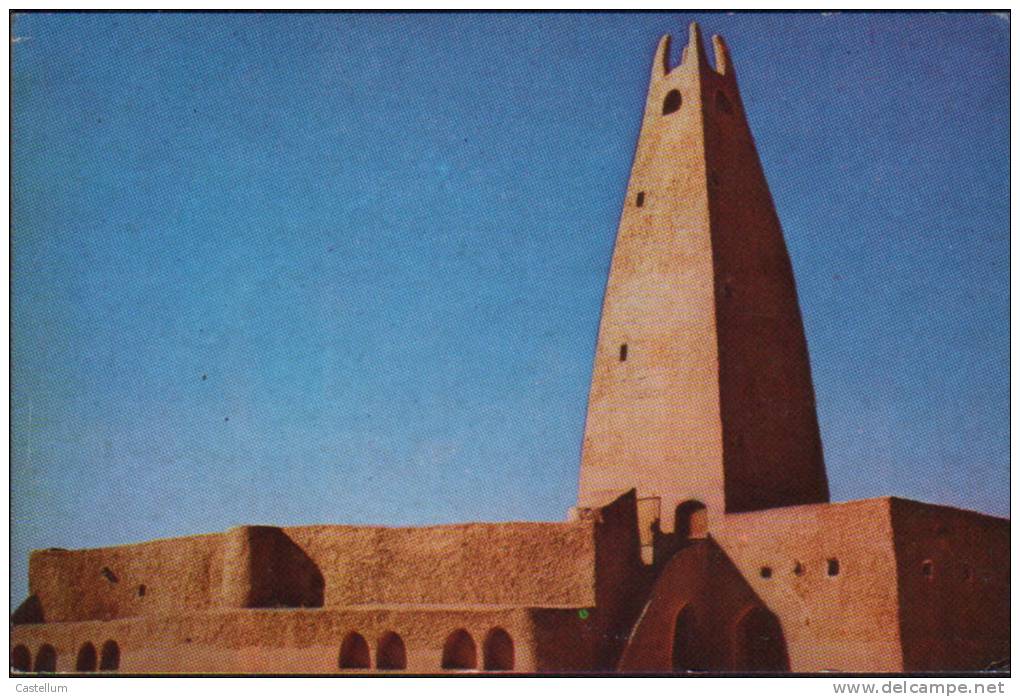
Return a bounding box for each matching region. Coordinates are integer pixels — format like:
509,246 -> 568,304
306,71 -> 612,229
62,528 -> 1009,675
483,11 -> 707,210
578,23 -> 829,531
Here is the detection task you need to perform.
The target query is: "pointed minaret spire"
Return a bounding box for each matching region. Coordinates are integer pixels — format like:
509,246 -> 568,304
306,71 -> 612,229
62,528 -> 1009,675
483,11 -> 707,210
578,24 -> 829,546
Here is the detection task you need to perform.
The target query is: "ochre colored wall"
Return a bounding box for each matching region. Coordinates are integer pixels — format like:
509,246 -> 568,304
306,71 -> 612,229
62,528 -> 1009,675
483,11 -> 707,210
284,520 -> 596,608
11,496 -> 1011,674
890,499 -> 1009,671
10,606 -> 545,674
27,533 -> 224,623
11,508 -> 626,674
23,520 -> 597,624
715,498 -> 903,672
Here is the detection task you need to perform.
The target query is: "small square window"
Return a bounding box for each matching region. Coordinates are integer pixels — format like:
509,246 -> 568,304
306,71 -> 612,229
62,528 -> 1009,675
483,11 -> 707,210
636,192 -> 645,207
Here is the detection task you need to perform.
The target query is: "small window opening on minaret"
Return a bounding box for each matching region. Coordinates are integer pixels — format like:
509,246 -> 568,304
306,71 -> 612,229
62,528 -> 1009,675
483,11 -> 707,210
922,560 -> 934,579
662,90 -> 682,115
636,192 -> 645,207
619,343 -> 628,362
715,90 -> 733,115
827,558 -> 840,576
760,566 -> 772,579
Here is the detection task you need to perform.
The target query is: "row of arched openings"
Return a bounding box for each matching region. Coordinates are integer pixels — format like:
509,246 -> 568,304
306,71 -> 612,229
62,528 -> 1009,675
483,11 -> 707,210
338,632 -> 405,670
338,628 -> 514,672
11,641 -> 120,673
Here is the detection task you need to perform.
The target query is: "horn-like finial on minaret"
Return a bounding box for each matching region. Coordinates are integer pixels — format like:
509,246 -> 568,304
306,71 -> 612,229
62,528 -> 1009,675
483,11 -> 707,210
653,33 -> 672,78
712,34 -> 734,77
682,21 -> 707,69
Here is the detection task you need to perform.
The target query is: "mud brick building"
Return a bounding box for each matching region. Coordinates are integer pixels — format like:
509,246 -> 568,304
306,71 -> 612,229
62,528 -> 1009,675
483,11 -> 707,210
11,23 -> 1009,674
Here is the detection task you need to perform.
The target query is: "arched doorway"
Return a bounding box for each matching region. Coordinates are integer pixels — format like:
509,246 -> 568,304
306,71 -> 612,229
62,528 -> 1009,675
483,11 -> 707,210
338,632 -> 370,669
671,605 -> 706,672
34,645 -> 57,673
674,501 -> 708,540
441,629 -> 477,670
376,632 -> 406,671
76,643 -> 97,672
11,645 -> 30,672
483,628 -> 514,671
99,641 -> 120,671
734,607 -> 789,672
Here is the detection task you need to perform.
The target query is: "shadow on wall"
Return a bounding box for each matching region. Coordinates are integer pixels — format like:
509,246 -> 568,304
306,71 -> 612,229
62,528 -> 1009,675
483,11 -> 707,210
11,595 -> 44,625
235,526 -> 325,608
619,537 -> 789,673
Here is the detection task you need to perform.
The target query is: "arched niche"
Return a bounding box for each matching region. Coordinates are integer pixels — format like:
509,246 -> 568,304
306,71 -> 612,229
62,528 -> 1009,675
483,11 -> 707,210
441,629 -> 477,671
376,632 -> 406,671
483,628 -> 514,671
338,632 -> 370,670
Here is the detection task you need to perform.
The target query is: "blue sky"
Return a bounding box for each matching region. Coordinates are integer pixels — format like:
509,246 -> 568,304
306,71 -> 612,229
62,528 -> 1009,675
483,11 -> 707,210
11,12 -> 1009,607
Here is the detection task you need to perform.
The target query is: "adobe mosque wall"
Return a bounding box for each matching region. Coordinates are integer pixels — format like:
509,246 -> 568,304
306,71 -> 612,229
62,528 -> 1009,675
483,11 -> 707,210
12,492 -> 647,673
25,519 -> 611,622
13,490 -> 1009,673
